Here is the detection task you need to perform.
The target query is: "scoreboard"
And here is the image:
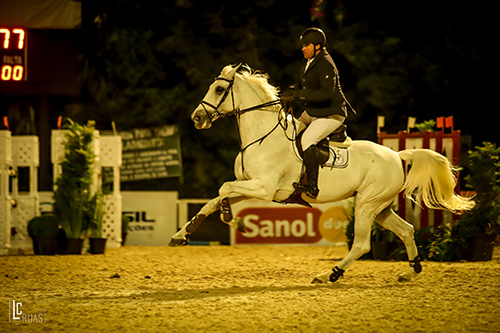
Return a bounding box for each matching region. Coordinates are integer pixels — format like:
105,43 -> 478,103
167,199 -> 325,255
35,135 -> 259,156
0,27 -> 26,81
0,28 -> 80,96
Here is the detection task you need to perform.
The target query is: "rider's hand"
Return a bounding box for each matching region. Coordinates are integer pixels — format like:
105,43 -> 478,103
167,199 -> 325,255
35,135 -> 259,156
283,86 -> 295,100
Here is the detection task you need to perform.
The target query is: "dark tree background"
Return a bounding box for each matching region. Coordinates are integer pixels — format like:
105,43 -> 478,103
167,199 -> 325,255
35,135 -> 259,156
71,0 -> 492,197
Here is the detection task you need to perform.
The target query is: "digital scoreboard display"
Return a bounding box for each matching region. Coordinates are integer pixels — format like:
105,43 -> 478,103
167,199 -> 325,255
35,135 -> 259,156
0,27 -> 27,81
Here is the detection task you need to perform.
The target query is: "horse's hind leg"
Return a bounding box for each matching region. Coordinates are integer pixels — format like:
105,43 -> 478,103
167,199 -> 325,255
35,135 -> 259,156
312,203 -> 375,283
375,206 -> 421,282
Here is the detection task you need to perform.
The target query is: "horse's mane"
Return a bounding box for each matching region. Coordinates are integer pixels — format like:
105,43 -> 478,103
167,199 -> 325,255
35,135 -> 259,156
235,64 -> 280,101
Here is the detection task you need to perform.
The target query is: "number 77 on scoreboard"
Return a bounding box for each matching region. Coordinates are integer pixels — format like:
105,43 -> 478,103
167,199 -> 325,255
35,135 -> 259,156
0,27 -> 27,81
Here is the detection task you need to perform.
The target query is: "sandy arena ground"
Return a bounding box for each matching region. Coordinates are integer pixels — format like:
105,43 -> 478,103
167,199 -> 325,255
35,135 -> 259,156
1,245 -> 499,332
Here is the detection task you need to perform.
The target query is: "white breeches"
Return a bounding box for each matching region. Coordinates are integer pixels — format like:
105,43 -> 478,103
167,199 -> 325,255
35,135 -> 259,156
299,112 -> 345,150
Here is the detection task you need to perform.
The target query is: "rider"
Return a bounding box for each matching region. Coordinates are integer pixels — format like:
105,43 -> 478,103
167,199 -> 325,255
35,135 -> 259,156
290,27 -> 353,199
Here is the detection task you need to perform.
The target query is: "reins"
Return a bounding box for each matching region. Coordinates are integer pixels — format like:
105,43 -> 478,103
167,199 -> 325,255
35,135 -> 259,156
236,104 -> 295,178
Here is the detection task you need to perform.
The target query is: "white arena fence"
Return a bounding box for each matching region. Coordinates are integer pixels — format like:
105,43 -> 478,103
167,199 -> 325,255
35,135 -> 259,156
0,129 -> 122,254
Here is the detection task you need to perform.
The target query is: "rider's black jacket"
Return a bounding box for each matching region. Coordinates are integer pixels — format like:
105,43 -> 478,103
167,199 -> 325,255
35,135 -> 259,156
293,49 -> 352,118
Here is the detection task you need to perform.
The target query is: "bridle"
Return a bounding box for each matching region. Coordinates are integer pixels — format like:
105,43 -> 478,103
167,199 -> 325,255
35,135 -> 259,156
198,74 -> 296,177
199,76 -> 237,122
199,75 -> 286,122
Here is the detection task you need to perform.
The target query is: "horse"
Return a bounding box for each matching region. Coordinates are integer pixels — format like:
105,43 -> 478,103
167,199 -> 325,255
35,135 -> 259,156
169,64 -> 475,283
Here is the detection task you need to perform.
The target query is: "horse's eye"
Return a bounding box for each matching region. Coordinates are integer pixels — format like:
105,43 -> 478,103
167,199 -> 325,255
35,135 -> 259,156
215,86 -> 225,94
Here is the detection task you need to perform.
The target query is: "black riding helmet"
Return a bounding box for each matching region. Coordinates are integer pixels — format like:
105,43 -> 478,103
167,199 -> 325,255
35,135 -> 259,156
299,27 -> 326,47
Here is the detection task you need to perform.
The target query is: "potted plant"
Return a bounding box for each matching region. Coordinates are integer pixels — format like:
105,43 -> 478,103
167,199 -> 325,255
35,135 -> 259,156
27,215 -> 60,255
53,119 -> 97,254
454,142 -> 500,261
414,119 -> 436,133
87,192 -> 107,254
426,223 -> 456,261
121,213 -> 130,246
27,217 -> 40,255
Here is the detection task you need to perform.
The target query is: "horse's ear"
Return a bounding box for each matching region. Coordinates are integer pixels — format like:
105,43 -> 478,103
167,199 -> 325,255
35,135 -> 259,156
222,63 -> 242,79
233,63 -> 242,74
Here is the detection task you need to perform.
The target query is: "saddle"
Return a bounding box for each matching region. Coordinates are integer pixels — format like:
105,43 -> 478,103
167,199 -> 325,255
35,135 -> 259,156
282,124 -> 349,208
295,124 -> 348,165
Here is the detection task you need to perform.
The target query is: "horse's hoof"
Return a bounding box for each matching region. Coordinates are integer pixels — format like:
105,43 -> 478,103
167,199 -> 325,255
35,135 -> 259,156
397,271 -> 414,282
311,272 -> 330,284
311,276 -> 325,284
235,217 -> 247,233
398,275 -> 410,282
168,238 -> 187,247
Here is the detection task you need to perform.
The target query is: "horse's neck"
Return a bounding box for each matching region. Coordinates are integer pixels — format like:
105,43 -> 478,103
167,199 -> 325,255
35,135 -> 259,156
236,83 -> 284,148
237,110 -> 279,147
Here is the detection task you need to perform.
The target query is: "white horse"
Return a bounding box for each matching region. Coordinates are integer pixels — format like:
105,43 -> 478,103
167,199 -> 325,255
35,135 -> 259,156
170,64 -> 474,283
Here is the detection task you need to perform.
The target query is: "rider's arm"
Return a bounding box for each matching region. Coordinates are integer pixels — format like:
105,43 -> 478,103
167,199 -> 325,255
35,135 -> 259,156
294,61 -> 336,104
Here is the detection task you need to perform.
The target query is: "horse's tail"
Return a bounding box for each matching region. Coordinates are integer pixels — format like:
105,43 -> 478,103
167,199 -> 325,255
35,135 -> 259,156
398,149 -> 475,214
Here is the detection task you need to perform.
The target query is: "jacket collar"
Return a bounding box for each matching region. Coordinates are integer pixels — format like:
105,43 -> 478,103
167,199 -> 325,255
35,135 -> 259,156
302,49 -> 325,75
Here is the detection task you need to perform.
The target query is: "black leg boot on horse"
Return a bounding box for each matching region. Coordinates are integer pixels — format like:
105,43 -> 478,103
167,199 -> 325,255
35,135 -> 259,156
293,145 -> 320,199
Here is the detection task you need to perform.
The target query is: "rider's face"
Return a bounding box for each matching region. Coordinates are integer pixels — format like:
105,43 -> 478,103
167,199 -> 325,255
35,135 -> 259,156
302,43 -> 317,59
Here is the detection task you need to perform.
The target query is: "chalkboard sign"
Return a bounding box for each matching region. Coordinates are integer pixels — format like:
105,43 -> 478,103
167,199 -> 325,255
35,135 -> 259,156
118,125 -> 182,181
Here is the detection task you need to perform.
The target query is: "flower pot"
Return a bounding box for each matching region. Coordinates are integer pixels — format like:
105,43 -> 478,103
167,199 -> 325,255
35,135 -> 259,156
56,229 -> 67,254
469,233 -> 497,261
65,238 -> 83,255
37,238 -> 58,255
89,238 -> 107,254
121,233 -> 128,246
31,238 -> 40,255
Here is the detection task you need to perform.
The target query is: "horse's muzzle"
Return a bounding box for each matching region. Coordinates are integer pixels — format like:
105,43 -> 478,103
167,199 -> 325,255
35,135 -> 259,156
191,108 -> 212,129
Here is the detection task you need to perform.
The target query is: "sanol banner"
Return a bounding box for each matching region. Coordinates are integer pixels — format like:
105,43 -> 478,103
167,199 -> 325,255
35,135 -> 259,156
231,198 -> 352,246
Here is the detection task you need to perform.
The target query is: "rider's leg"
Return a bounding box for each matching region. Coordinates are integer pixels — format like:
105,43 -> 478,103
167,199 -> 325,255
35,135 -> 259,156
301,114 -> 345,148
296,114 -> 345,198
300,145 -> 320,198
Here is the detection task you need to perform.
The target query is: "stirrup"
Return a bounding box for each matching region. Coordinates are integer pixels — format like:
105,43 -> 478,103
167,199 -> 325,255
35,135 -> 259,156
293,182 -> 319,199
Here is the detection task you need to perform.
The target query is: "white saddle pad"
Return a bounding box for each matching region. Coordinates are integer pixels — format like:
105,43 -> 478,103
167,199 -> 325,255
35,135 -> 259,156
323,146 -> 349,168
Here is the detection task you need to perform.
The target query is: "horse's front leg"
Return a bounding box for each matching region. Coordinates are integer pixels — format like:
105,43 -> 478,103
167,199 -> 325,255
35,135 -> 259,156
169,196 -> 248,247
219,178 -> 276,201
218,178 -> 276,221
169,197 -> 220,246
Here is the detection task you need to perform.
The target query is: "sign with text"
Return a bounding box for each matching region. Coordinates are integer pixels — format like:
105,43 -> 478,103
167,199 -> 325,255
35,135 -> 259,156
119,125 -> 182,182
232,199 -> 351,245
122,191 -> 178,246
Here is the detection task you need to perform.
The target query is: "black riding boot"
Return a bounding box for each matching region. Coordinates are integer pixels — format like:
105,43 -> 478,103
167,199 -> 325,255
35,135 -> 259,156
294,146 -> 320,198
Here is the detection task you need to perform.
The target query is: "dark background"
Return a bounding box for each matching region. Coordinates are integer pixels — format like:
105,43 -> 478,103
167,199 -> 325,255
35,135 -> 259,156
0,0 -> 494,197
